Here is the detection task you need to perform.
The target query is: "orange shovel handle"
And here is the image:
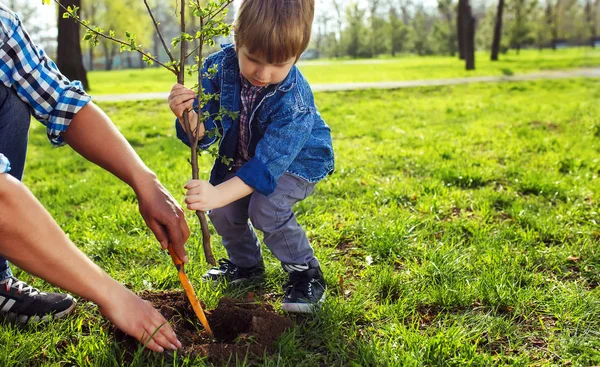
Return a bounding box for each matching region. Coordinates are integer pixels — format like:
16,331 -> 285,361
167,247 -> 213,336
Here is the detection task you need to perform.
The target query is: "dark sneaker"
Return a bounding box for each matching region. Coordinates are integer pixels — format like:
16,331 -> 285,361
0,276 -> 76,323
281,264 -> 326,313
202,258 -> 265,284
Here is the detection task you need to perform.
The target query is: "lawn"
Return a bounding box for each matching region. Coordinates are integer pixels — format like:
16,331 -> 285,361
86,48 -> 600,95
4,77 -> 600,365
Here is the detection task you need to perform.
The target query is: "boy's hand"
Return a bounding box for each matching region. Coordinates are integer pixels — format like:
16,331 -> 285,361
184,179 -> 225,211
168,84 -> 197,121
184,177 -> 255,211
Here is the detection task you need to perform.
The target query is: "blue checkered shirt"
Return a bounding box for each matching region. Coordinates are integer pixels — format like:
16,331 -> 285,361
0,3 -> 91,154
0,153 -> 9,174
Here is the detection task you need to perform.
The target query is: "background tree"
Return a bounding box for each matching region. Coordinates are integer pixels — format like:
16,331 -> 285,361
457,0 -> 465,58
344,2 -> 367,58
314,13 -> 328,58
80,0 -> 100,70
506,0 -> 537,54
434,0 -> 458,55
588,0 -> 600,47
331,0 -> 346,58
367,0 -> 387,57
389,6 -> 410,56
412,5 -> 434,55
458,0 -> 476,69
490,0 -> 504,60
9,0 -> 48,46
57,0 -> 88,90
96,0 -> 152,70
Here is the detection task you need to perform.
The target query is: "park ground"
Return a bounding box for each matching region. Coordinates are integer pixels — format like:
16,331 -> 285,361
1,50 -> 599,365
86,48 -> 600,94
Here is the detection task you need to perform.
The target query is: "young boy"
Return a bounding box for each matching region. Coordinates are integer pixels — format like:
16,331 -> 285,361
168,0 -> 334,313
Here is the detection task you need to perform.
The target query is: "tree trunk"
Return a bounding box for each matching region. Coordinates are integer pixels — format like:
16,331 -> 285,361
457,0 -> 465,59
88,47 -> 94,71
56,0 -> 89,90
102,43 -> 111,70
491,0 -> 504,61
586,0 -> 597,48
461,1 -> 476,70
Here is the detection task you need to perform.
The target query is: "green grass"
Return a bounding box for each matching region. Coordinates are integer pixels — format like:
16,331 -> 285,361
7,77 -> 600,365
87,48 -> 600,95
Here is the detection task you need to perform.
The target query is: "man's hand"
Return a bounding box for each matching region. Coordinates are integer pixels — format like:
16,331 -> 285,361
135,176 -> 190,263
0,174 -> 181,353
61,103 -> 191,260
98,285 -> 182,353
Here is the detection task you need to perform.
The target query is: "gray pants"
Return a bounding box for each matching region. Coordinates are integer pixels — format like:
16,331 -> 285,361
208,172 -> 318,268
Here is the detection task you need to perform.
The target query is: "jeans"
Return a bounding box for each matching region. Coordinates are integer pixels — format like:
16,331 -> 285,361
0,84 -> 31,280
208,172 -> 319,268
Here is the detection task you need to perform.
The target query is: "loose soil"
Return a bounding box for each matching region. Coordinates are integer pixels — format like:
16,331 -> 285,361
116,290 -> 293,365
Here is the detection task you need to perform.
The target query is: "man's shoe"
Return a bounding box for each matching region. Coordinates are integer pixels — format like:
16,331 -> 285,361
202,258 -> 265,284
281,264 -> 326,313
0,276 -> 76,323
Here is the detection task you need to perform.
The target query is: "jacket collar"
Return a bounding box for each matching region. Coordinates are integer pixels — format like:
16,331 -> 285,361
220,43 -> 297,92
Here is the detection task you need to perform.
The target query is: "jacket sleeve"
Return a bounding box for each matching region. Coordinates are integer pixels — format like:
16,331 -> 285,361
235,108 -> 314,196
175,55 -> 221,149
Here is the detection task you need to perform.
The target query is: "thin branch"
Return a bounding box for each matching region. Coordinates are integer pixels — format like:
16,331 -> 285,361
195,16 -> 204,149
204,0 -> 235,22
185,44 -> 201,60
143,0 -> 178,68
184,0 -> 234,61
53,0 -> 177,74
177,1 -> 186,85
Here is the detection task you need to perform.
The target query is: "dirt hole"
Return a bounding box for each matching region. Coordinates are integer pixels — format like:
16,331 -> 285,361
116,290 -> 292,364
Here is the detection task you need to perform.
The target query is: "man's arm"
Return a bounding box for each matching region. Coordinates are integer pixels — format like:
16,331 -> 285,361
0,174 -> 181,352
1,7 -> 190,260
61,102 -> 191,262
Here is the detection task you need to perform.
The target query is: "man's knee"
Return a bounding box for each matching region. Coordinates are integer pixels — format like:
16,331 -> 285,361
0,173 -> 23,201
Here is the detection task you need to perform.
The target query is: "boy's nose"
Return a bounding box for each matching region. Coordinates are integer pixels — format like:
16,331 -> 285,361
255,67 -> 269,82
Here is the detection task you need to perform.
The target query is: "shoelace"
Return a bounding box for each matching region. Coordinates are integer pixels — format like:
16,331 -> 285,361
285,273 -> 314,298
217,258 -> 238,274
1,277 -> 41,296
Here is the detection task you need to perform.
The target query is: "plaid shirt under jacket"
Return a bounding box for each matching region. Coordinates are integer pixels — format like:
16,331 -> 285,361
233,75 -> 265,172
0,4 -> 91,168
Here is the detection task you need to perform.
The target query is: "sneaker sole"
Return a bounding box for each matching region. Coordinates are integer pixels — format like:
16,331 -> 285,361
203,275 -> 265,285
281,292 -> 326,314
10,297 -> 77,324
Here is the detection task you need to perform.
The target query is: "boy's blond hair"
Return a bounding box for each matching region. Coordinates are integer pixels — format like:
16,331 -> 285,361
233,0 -> 314,64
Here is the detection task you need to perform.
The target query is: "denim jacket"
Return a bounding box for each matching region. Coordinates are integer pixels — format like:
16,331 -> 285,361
176,44 -> 334,196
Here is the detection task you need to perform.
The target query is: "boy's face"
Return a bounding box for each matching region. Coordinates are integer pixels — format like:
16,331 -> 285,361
237,46 -> 296,87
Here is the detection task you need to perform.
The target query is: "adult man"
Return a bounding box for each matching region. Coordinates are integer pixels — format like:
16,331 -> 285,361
0,3 -> 189,352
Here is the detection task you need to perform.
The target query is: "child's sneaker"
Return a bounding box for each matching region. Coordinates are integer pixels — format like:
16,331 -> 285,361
0,276 -> 76,323
202,258 -> 265,284
281,264 -> 326,313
